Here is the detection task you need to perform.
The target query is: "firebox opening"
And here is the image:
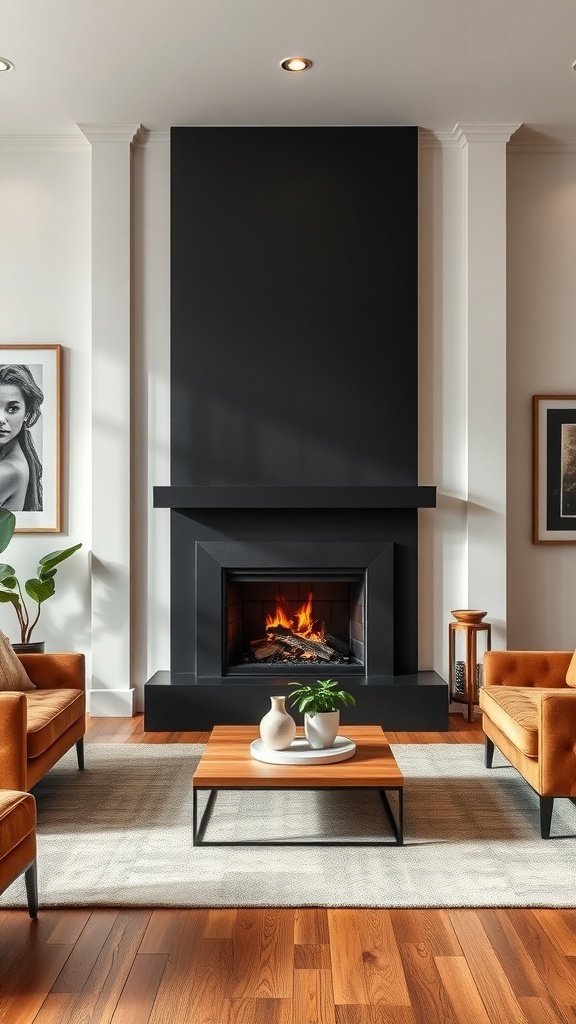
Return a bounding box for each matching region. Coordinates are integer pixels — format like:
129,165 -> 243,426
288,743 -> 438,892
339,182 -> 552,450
225,572 -> 365,674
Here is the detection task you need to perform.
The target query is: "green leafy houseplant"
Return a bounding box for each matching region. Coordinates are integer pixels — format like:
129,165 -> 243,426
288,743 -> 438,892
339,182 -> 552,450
289,678 -> 356,717
0,507 -> 82,644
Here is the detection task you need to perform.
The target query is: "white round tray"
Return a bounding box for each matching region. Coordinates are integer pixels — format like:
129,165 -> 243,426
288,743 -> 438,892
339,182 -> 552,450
250,735 -> 357,765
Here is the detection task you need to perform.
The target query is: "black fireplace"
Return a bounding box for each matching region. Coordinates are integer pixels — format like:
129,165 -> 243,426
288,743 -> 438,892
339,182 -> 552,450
145,500 -> 447,729
145,126 -> 448,731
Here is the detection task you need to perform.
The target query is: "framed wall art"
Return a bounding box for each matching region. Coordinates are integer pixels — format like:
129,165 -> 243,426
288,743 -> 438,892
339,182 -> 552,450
0,344 -> 62,532
533,394 -> 576,544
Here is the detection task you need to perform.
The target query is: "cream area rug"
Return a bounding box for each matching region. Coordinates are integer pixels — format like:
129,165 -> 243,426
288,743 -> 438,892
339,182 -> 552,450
2,742 -> 576,910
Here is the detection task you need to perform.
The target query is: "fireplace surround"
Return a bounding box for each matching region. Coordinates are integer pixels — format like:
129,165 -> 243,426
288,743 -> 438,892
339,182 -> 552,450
144,125 -> 448,731
145,494 -> 447,731
196,540 -> 391,678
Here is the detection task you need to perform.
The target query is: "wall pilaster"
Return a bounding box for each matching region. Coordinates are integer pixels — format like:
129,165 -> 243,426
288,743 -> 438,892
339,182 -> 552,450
78,123 -> 141,715
456,122 -> 520,647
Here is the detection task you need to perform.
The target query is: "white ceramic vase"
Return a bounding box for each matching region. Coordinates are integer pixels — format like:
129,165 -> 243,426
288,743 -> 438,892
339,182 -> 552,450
304,710 -> 340,750
259,695 -> 297,751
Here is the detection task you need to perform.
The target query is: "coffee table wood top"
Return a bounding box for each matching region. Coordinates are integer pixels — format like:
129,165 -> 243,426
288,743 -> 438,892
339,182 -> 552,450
192,725 -> 403,789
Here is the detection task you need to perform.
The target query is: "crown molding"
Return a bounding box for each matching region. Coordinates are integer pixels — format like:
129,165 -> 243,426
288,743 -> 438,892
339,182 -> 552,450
77,123 -> 143,145
508,135 -> 576,154
419,123 -> 576,154
453,122 -> 523,145
5,124 -> 574,156
133,130 -> 170,149
418,128 -> 462,149
418,124 -> 522,149
0,134 -> 89,151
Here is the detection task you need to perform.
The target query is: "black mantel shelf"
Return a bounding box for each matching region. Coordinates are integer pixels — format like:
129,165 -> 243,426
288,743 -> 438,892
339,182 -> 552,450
153,486 -> 437,510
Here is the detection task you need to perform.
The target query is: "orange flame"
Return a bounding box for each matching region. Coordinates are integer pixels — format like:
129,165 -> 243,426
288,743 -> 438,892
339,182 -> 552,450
265,592 -> 324,641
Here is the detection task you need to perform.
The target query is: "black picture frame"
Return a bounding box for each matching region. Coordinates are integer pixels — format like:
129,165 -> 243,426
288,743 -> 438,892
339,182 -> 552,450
533,394 -> 576,544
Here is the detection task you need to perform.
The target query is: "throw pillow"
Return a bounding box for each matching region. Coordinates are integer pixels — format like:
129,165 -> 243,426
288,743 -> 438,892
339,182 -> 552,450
0,630 -> 35,691
566,649 -> 576,688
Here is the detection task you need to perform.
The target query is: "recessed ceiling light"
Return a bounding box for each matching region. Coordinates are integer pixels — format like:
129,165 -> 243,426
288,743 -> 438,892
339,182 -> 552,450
280,57 -> 313,73
0,57 -> 14,73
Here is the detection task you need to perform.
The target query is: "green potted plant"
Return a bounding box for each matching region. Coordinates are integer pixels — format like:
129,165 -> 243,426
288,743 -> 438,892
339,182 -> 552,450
0,507 -> 82,651
289,678 -> 356,749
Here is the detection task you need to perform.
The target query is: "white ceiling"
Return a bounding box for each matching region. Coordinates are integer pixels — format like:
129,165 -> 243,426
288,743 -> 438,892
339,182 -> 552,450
1,0 -> 576,139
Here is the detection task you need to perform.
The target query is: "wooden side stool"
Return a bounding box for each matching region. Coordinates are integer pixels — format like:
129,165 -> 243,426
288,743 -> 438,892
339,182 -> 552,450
0,790 -> 38,916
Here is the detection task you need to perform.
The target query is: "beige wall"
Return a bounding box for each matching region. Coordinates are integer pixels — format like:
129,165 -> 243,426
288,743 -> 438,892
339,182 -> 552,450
506,148 -> 576,649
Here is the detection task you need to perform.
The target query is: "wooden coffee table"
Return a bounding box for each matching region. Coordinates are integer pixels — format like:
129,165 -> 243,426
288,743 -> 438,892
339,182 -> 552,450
192,724 -> 404,846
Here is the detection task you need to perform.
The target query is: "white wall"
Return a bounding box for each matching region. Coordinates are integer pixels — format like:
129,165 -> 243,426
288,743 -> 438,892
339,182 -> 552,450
507,147 -> 576,650
0,133 -> 171,712
0,141 -> 92,659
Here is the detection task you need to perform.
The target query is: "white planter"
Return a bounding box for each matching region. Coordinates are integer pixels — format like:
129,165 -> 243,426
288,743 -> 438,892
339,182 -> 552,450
304,710 -> 340,750
258,695 -> 296,751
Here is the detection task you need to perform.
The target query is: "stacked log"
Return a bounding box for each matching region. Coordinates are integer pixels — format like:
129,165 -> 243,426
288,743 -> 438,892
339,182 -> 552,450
249,621 -> 341,663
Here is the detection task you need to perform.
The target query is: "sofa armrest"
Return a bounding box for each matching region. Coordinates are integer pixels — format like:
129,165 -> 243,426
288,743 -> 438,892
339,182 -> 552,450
17,653 -> 85,692
538,690 -> 576,797
483,651 -> 573,689
0,693 -> 27,790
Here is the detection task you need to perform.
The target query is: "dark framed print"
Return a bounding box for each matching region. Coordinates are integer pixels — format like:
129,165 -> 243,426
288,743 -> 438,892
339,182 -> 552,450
0,345 -> 61,532
533,394 -> 576,544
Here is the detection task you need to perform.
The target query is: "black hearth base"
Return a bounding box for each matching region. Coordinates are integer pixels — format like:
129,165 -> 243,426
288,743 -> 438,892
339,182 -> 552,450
144,672 -> 449,732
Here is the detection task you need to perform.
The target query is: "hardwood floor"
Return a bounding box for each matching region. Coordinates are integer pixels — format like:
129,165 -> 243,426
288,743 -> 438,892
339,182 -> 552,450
2,714 -> 576,1024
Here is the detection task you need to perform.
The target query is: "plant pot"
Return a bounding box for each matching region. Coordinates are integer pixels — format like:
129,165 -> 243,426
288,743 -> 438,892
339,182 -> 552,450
304,710 -> 340,750
11,641 -> 45,654
259,695 -> 297,751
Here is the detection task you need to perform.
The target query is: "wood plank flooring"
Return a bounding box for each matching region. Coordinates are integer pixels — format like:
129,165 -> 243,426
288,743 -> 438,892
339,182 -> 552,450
1,713 -> 576,1024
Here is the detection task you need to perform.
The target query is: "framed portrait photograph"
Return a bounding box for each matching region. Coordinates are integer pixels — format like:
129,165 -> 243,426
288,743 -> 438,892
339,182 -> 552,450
533,394 -> 576,544
0,344 -> 61,533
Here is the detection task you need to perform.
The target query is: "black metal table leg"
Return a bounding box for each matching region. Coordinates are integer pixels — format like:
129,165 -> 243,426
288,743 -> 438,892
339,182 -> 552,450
193,788 -> 217,845
192,786 -> 405,846
379,787 -> 403,845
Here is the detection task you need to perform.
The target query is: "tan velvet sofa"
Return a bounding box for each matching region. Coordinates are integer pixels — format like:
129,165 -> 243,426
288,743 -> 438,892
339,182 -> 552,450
479,650 -> 576,838
0,653 -> 86,792
0,790 -> 37,916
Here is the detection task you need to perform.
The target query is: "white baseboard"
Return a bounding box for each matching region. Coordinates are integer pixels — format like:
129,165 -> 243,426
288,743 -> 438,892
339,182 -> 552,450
89,688 -> 135,717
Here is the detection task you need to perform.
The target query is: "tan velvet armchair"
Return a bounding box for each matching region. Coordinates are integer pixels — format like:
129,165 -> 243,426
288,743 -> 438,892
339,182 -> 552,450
479,650 -> 576,838
0,790 -> 37,916
0,653 -> 86,792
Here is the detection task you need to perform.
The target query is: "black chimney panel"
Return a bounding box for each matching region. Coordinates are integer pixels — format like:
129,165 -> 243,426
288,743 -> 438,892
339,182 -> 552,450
170,126 -> 418,488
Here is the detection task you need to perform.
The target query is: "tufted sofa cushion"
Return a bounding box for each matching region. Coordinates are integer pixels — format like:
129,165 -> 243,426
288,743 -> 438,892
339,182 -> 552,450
479,686 -> 565,758
26,689 -> 85,759
483,650 -> 573,689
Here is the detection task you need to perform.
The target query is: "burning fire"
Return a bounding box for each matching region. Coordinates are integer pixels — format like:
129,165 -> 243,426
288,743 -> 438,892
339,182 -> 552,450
265,592 -> 325,645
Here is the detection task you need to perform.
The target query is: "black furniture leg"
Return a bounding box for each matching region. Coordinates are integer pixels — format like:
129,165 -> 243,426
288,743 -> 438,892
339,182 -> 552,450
76,737 -> 84,770
484,736 -> 495,768
539,796 -> 554,839
378,788 -> 403,846
193,789 -> 217,846
24,860 -> 38,918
